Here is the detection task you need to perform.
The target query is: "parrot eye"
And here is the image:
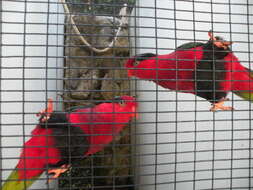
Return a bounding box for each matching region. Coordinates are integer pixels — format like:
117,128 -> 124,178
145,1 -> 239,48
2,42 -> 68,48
214,36 -> 224,41
133,61 -> 140,66
119,100 -> 126,106
114,96 -> 126,106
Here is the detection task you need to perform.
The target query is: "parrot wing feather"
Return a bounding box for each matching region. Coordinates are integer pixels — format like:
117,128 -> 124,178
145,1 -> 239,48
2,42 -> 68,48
176,42 -> 204,50
232,64 -> 253,101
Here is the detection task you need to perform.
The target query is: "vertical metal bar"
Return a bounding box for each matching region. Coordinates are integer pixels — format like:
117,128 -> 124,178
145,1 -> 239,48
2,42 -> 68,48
228,0 -> 234,189
192,1 -> 197,189
65,1 -> 73,188
89,2 -> 95,189
112,1 -> 116,189
133,0 -> 139,188
22,0 -> 27,188
210,1 -> 216,189
173,0 -> 178,189
0,0 -> 2,183
246,0 -> 252,188
45,0 -> 50,188
154,0 -> 158,189
56,0 -> 60,106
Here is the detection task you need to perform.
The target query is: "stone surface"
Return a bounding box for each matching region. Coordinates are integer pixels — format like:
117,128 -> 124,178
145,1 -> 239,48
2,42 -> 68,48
64,15 -> 130,102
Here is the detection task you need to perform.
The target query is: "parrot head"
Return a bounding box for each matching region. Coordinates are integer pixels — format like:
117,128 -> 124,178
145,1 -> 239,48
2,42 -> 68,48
208,30 -> 233,50
112,95 -> 138,119
125,53 -> 157,79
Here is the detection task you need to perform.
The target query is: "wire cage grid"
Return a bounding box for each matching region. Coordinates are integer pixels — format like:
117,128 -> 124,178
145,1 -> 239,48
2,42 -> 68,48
1,0 -> 253,190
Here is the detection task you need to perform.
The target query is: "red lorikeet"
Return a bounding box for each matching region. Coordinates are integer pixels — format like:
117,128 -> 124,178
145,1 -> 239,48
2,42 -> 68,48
1,96 -> 137,190
125,31 -> 252,111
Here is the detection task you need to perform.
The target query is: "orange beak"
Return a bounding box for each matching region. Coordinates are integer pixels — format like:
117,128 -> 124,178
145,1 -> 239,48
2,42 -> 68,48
36,98 -> 54,122
208,30 -> 233,49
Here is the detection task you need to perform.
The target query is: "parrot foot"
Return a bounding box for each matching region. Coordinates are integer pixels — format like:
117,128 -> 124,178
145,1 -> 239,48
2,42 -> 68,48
37,98 -> 54,122
47,164 -> 70,182
210,98 -> 234,111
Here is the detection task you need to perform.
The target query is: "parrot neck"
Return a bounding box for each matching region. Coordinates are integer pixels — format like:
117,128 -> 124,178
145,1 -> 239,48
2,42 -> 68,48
40,112 -> 89,167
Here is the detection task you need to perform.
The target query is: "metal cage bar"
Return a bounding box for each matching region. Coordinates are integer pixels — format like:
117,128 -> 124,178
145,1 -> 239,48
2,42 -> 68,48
0,0 -> 253,190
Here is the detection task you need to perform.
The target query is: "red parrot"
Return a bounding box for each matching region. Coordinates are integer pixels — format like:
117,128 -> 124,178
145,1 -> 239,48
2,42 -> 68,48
125,31 -> 253,111
1,96 -> 137,190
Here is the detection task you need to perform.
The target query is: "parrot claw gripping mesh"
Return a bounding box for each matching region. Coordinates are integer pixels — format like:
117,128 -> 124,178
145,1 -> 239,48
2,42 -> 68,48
1,96 -> 137,190
125,30 -> 253,111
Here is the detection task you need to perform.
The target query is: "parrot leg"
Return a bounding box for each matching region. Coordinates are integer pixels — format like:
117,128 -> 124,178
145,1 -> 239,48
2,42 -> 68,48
210,98 -> 234,111
37,98 -> 54,122
47,164 -> 70,182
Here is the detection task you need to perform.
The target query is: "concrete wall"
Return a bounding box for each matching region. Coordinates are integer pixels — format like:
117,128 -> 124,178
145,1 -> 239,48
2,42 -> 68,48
132,1 -> 253,189
1,0 -> 64,188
